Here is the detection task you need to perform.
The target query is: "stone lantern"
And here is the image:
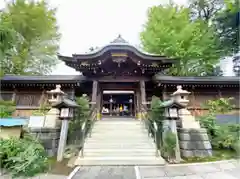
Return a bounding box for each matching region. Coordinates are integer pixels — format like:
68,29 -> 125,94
44,85 -> 66,128
171,85 -> 200,129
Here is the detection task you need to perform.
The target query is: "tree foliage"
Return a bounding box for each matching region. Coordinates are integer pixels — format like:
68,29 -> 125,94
214,0 -> 239,54
188,0 -> 224,22
140,4 -> 223,76
0,0 -> 60,76
188,0 -> 240,76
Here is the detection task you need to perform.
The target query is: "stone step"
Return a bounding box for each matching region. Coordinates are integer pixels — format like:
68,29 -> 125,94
91,132 -> 148,138
83,148 -> 155,153
94,123 -> 142,127
85,141 -> 154,145
89,132 -> 148,136
84,143 -> 155,149
84,152 -> 156,157
94,122 -> 142,124
92,127 -> 144,130
92,127 -> 143,130
85,137 -> 151,142
75,156 -> 165,165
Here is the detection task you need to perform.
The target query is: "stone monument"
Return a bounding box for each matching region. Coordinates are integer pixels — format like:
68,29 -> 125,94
172,85 -> 212,158
44,85 -> 65,128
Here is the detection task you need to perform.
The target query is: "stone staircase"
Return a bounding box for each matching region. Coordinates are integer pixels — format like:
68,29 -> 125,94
74,118 -> 165,165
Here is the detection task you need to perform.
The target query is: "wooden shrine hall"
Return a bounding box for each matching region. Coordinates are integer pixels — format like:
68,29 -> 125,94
1,35 -> 239,118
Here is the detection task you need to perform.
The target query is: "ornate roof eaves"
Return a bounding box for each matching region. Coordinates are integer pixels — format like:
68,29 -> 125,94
62,44 -> 176,63
57,54 -> 76,62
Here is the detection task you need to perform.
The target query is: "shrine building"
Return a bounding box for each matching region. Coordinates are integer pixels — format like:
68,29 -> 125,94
1,35 -> 239,118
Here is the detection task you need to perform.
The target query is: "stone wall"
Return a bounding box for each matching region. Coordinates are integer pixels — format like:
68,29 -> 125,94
178,128 -> 212,158
28,128 -> 60,157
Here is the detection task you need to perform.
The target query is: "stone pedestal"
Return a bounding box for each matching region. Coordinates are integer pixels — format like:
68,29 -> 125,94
178,128 -> 212,157
28,127 -> 60,157
44,108 -> 61,128
179,109 -> 201,129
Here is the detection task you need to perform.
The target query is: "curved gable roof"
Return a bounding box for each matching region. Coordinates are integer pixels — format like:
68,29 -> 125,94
58,35 -> 176,63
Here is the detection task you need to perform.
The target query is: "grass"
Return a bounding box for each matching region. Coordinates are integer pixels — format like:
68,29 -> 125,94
48,157 -> 73,176
181,149 -> 237,163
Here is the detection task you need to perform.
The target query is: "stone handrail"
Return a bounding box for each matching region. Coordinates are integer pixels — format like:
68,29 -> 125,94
80,104 -> 97,157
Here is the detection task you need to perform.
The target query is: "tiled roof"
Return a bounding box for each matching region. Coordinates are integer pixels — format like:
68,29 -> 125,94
154,75 -> 240,84
1,75 -> 86,83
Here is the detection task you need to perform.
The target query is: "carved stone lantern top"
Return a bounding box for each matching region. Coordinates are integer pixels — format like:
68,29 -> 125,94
47,85 -> 65,94
47,85 -> 66,104
171,85 -> 190,107
171,85 -> 191,96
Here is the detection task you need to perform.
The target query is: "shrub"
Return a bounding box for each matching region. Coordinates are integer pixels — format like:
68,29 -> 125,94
0,135 -> 49,178
198,97 -> 239,155
211,125 -> 236,149
0,100 -> 16,118
67,95 -> 90,144
161,131 -> 176,160
232,140 -> 240,157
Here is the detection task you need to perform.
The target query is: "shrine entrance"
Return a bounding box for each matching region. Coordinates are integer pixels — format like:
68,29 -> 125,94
101,90 -> 135,117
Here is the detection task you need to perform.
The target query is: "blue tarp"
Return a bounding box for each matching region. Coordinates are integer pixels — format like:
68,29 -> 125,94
216,115 -> 240,125
0,118 -> 27,127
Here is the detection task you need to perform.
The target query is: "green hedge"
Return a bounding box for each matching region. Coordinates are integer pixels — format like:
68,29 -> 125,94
0,135 -> 49,178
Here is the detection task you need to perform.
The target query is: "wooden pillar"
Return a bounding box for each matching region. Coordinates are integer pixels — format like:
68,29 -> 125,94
91,80 -> 98,106
69,87 -> 75,100
140,80 -> 146,107
218,86 -> 222,97
191,86 -> 196,116
12,88 -> 17,102
39,88 -> 46,105
136,90 -> 141,119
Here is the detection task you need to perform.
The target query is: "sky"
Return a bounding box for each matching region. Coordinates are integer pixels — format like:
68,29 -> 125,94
0,0 -> 234,76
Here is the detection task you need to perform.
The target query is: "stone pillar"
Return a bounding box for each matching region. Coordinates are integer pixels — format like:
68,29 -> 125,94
169,120 -> 181,162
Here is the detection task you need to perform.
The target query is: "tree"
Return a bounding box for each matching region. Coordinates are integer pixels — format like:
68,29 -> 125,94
0,0 -> 60,76
188,0 -> 224,22
140,4 -> 223,76
214,0 -> 239,54
0,20 -> 17,77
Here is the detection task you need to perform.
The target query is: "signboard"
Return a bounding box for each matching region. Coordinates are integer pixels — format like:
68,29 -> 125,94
28,116 -> 45,128
60,108 -> 69,118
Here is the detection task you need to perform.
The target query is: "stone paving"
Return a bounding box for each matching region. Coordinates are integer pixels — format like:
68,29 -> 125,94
72,166 -> 136,179
71,160 -> 239,179
0,160 -> 239,178
138,160 -> 239,179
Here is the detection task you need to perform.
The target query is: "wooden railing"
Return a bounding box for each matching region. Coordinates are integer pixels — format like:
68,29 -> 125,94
141,104 -> 161,157
80,104 -> 97,157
